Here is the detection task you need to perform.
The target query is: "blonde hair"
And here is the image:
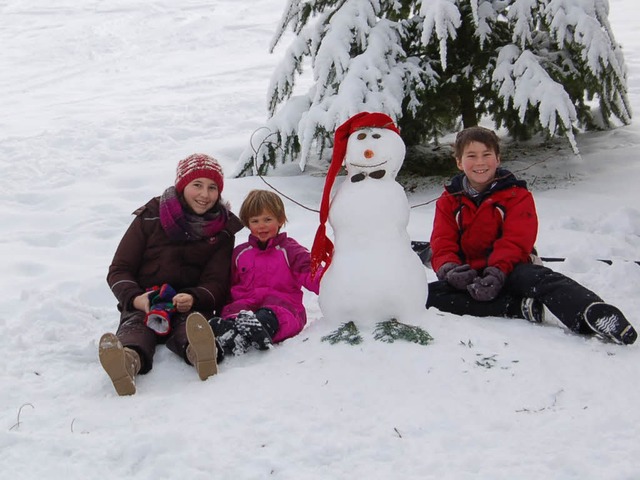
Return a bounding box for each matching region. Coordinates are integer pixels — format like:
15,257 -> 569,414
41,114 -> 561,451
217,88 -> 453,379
239,190 -> 288,226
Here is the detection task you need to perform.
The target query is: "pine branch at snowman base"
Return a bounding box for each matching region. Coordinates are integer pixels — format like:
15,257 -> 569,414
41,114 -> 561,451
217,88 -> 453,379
321,321 -> 363,345
373,319 -> 433,346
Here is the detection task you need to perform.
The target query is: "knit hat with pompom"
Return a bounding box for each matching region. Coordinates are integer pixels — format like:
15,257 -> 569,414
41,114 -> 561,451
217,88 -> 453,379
175,153 -> 224,193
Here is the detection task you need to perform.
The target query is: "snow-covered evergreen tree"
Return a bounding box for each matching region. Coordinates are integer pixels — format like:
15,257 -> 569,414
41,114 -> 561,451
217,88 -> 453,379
237,0 -> 631,175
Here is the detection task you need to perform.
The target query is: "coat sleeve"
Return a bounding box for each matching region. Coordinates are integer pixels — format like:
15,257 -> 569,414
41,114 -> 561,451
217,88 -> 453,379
107,215 -> 147,310
488,189 -> 538,275
286,238 -> 321,294
430,192 -> 463,272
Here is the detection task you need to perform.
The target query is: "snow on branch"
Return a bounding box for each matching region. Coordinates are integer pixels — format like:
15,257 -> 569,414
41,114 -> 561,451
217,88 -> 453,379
474,0 -> 500,46
546,0 -> 625,79
507,0 -> 538,49
267,28 -> 313,114
312,1 -> 379,100
493,45 -> 579,152
420,0 -> 461,69
238,0 -> 631,175
299,18 -> 406,169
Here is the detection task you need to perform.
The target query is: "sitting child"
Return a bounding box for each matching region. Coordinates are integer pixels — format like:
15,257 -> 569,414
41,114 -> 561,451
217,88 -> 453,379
427,126 -> 637,345
100,153 -> 243,396
209,189 -> 321,358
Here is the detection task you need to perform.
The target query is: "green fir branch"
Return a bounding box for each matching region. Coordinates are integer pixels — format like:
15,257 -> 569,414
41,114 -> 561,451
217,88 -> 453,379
321,321 -> 363,345
373,319 -> 433,346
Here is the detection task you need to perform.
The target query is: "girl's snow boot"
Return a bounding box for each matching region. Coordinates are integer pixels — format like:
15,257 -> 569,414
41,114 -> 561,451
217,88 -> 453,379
209,317 -> 249,356
236,310 -> 274,351
185,312 -> 218,380
99,333 -> 141,396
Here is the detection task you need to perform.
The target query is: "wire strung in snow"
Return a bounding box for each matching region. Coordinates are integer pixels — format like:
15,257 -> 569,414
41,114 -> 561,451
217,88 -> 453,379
248,128 -> 558,214
249,128 -> 320,213
408,157 -> 553,209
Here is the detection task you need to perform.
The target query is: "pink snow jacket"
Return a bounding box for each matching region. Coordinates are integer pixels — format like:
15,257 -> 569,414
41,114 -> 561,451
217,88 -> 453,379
221,232 -> 320,343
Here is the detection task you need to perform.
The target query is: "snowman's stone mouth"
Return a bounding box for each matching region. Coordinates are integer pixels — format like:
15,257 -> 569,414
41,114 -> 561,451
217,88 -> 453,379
348,160 -> 387,169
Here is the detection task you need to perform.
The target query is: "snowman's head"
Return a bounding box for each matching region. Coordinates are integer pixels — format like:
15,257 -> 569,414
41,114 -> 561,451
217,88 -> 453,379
311,112 -> 403,277
344,126 -> 406,181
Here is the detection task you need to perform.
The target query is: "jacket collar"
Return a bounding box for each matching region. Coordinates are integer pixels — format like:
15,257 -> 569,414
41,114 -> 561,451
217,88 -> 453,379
248,231 -> 288,249
445,168 -> 527,197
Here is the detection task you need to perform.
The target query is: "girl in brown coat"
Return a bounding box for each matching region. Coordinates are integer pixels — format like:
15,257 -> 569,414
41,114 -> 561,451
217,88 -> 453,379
99,153 -> 243,395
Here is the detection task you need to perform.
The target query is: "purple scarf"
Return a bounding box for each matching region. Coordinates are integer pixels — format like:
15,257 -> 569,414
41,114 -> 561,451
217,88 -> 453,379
159,187 -> 228,241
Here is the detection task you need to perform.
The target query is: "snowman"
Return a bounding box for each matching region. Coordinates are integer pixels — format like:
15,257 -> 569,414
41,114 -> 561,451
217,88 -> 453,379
310,112 -> 430,345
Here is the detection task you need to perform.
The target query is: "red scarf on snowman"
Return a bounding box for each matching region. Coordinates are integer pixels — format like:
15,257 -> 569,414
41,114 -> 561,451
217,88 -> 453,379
310,112 -> 401,279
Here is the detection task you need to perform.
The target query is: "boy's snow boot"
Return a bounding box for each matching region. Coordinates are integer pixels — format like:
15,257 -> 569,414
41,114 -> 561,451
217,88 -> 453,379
185,313 -> 218,380
99,333 -> 141,396
236,310 -> 273,351
583,302 -> 637,345
521,298 -> 545,323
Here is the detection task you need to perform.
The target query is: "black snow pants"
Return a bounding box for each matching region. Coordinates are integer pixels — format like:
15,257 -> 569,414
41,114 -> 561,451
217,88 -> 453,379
427,263 -> 602,333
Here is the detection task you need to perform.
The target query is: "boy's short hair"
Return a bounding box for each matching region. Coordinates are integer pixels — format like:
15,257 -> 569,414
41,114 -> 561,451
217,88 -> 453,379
239,189 -> 288,226
454,126 -> 501,159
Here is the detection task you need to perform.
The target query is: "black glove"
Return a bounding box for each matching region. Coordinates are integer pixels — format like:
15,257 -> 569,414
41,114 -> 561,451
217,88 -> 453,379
437,263 -> 478,290
467,266 -> 505,301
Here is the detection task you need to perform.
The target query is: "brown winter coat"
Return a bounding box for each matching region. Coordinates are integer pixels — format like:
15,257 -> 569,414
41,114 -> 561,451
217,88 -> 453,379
107,197 -> 244,317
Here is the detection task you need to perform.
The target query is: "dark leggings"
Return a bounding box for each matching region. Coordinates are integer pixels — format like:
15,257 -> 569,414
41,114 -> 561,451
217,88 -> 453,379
427,263 -> 602,333
116,309 -> 192,374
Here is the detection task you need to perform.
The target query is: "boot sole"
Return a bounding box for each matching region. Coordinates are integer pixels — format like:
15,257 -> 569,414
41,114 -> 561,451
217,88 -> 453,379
186,313 -> 218,380
584,303 -> 637,345
98,333 -> 136,396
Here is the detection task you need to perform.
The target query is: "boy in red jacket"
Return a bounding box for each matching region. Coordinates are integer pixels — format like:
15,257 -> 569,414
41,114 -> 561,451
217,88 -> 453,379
427,126 -> 637,345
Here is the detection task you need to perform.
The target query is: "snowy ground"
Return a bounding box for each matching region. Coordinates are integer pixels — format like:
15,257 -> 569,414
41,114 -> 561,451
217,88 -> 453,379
1,1 -> 640,479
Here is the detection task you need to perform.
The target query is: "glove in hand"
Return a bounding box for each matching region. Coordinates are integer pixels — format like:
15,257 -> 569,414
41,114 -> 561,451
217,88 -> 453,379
467,266 -> 505,301
438,263 -> 478,290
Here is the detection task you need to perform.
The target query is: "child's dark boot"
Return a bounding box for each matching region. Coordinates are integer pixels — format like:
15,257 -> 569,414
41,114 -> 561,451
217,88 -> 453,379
209,316 -> 249,356
521,298 -> 545,323
235,309 -> 277,351
583,302 -> 637,345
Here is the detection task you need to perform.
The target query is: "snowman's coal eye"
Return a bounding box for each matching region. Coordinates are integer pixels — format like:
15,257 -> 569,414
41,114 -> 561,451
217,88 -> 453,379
372,133 -> 381,139
357,132 -> 367,140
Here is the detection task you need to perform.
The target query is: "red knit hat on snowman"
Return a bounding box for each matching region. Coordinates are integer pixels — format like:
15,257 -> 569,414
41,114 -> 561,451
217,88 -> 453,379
310,112 -> 401,278
175,153 -> 224,193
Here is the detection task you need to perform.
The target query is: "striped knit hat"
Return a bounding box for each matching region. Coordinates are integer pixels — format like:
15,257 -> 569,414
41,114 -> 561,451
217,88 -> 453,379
175,153 -> 224,193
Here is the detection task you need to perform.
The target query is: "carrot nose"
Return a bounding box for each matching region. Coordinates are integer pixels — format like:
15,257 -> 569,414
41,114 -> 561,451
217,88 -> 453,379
364,149 -> 374,159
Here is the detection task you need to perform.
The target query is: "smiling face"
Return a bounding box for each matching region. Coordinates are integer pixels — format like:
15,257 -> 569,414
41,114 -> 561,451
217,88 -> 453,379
344,127 -> 406,180
248,209 -> 283,243
456,141 -> 500,192
182,177 -> 220,214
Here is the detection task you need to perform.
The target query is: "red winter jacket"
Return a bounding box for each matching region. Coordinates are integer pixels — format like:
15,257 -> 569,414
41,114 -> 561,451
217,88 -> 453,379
430,169 -> 538,276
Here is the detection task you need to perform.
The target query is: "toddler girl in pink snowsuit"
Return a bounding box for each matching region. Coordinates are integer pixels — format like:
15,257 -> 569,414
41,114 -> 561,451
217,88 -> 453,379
209,189 -> 321,358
